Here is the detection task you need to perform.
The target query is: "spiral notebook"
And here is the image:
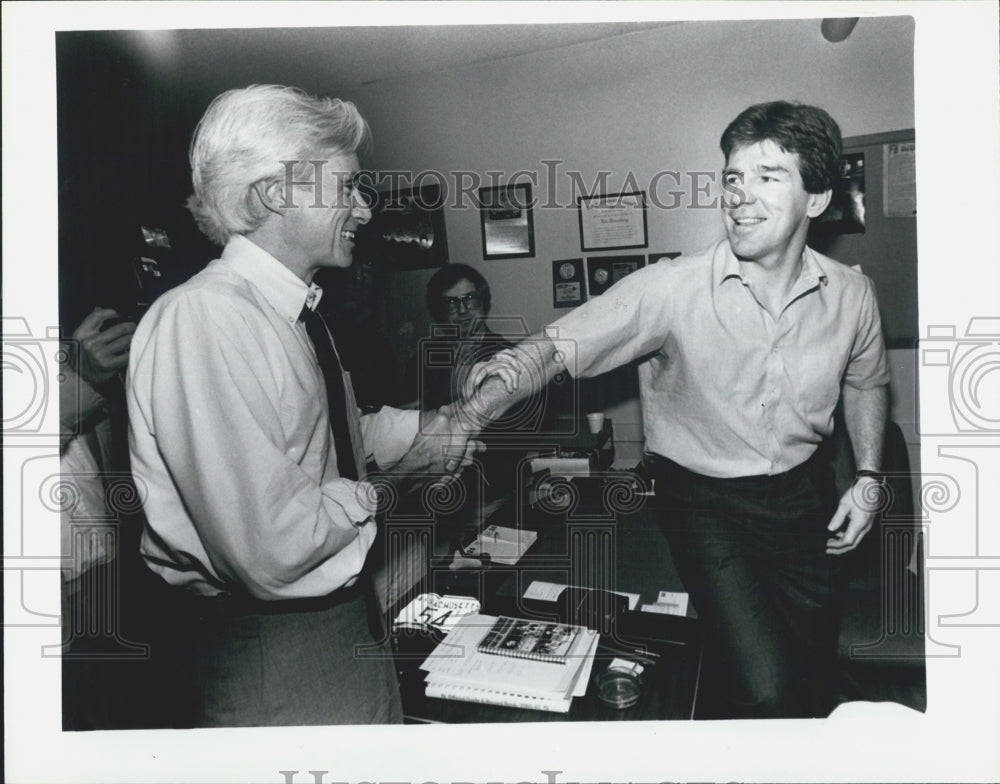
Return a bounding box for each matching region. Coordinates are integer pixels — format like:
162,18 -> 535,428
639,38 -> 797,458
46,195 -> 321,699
477,615 -> 582,664
421,614 -> 598,712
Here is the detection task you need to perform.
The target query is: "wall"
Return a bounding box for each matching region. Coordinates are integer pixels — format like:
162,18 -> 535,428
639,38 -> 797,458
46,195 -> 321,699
357,16 -> 917,466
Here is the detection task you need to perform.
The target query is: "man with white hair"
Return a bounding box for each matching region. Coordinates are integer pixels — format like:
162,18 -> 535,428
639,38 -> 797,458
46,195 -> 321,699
127,84 -> 474,726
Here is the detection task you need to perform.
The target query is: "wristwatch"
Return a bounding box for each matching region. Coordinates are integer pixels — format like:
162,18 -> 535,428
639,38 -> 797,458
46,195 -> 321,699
854,469 -> 885,485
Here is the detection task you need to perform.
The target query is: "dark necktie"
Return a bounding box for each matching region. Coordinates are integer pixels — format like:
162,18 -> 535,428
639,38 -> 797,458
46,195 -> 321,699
300,306 -> 358,481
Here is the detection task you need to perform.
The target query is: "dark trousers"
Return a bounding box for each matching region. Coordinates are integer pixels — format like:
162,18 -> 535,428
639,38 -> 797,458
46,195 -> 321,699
649,452 -> 841,719
173,581 -> 403,727
62,547 -> 200,730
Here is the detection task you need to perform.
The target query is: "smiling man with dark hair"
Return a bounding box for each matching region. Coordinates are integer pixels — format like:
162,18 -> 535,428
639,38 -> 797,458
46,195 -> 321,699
463,100 -> 889,719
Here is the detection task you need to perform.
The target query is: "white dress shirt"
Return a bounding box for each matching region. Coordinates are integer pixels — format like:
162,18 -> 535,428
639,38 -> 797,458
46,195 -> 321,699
127,236 -> 418,598
554,240 -> 889,478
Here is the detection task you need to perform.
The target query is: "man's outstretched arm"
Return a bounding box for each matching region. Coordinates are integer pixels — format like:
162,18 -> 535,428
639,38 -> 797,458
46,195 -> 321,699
456,332 -> 568,432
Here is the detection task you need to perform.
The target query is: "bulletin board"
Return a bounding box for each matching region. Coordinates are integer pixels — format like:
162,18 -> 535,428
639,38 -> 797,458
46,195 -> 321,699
808,129 -> 917,348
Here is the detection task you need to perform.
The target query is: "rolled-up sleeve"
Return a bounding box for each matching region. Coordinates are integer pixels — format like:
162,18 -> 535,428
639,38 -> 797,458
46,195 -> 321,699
553,264 -> 670,378
843,277 -> 890,390
360,407 -> 419,469
59,367 -> 106,450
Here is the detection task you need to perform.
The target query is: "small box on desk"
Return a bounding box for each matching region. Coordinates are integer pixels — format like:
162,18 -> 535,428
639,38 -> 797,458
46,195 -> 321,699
528,417 -> 615,478
493,582 -> 699,652
519,586 -> 630,636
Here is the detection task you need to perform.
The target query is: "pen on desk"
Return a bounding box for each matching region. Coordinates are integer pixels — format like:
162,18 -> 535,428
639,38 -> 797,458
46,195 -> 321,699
600,643 -> 661,661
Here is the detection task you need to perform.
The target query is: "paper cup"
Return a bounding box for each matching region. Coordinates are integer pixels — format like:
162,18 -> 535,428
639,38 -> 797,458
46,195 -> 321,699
586,412 -> 605,434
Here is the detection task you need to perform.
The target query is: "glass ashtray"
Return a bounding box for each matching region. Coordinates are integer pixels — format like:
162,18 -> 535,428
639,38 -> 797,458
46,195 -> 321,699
595,667 -> 644,709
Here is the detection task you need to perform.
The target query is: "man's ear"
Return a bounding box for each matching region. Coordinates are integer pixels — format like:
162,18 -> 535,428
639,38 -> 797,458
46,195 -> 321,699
253,177 -> 286,214
806,188 -> 833,218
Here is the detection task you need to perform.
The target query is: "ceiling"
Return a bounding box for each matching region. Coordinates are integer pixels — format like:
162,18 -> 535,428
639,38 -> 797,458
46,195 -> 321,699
111,22 -> 684,95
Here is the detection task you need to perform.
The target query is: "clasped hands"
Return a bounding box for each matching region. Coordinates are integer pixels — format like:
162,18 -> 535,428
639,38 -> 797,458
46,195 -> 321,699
395,350 -> 524,484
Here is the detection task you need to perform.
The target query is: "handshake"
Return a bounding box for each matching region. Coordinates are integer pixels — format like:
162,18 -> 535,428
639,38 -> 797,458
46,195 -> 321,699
394,347 -> 531,482
395,338 -> 563,484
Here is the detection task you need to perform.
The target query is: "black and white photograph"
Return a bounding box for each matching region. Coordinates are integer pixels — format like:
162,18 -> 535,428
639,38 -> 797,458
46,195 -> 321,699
479,183 -> 536,259
358,183 -> 450,271
3,3 -> 1000,784
814,151 -> 867,235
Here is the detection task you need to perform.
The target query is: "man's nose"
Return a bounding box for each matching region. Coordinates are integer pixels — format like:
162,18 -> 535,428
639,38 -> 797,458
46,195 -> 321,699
351,189 -> 372,224
723,179 -> 756,209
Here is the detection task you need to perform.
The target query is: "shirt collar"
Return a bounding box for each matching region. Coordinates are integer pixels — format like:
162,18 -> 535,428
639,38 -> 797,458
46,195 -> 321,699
799,246 -> 830,289
219,235 -> 323,323
716,240 -> 744,287
715,240 -> 829,289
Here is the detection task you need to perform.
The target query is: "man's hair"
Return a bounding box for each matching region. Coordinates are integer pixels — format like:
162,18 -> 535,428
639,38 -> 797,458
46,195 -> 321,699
186,84 -> 371,246
426,263 -> 492,323
720,101 -> 842,194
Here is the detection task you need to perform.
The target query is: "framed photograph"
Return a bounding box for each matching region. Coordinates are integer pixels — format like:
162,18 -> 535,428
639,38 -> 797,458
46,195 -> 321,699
807,129 -> 917,347
587,254 -> 645,296
577,191 -> 648,251
648,251 -> 682,264
813,152 -> 867,236
356,182 -> 448,270
552,258 -> 587,308
478,183 -> 535,259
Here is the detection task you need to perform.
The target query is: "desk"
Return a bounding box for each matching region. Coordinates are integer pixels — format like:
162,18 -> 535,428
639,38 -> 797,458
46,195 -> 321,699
385,474 -> 703,723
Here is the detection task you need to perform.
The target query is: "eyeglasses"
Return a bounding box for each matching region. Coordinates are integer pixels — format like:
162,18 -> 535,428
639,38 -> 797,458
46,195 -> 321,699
441,291 -> 483,314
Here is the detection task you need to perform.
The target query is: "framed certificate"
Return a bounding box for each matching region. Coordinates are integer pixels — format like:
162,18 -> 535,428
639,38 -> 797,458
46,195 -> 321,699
577,191 -> 648,251
552,258 -> 586,308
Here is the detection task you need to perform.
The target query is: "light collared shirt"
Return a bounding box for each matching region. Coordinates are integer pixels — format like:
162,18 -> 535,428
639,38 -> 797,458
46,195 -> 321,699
127,235 -> 418,598
553,239 -> 889,478
59,367 -> 118,585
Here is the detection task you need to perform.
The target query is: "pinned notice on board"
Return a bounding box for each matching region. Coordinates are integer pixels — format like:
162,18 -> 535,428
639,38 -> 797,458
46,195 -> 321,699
884,141 -> 916,218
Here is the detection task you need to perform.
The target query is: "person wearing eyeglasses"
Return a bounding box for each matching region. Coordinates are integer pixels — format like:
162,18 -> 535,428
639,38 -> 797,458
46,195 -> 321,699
405,264 -> 511,411
402,264 -> 538,514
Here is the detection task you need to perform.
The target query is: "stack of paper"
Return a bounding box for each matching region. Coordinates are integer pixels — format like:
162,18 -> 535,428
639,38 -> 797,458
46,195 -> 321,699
640,590 -> 689,617
463,525 -> 537,565
420,614 -> 599,713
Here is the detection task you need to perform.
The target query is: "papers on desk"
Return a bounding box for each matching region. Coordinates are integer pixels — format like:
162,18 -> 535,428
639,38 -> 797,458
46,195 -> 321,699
523,580 -> 640,611
640,590 -> 689,617
463,525 -> 537,565
421,613 -> 598,713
